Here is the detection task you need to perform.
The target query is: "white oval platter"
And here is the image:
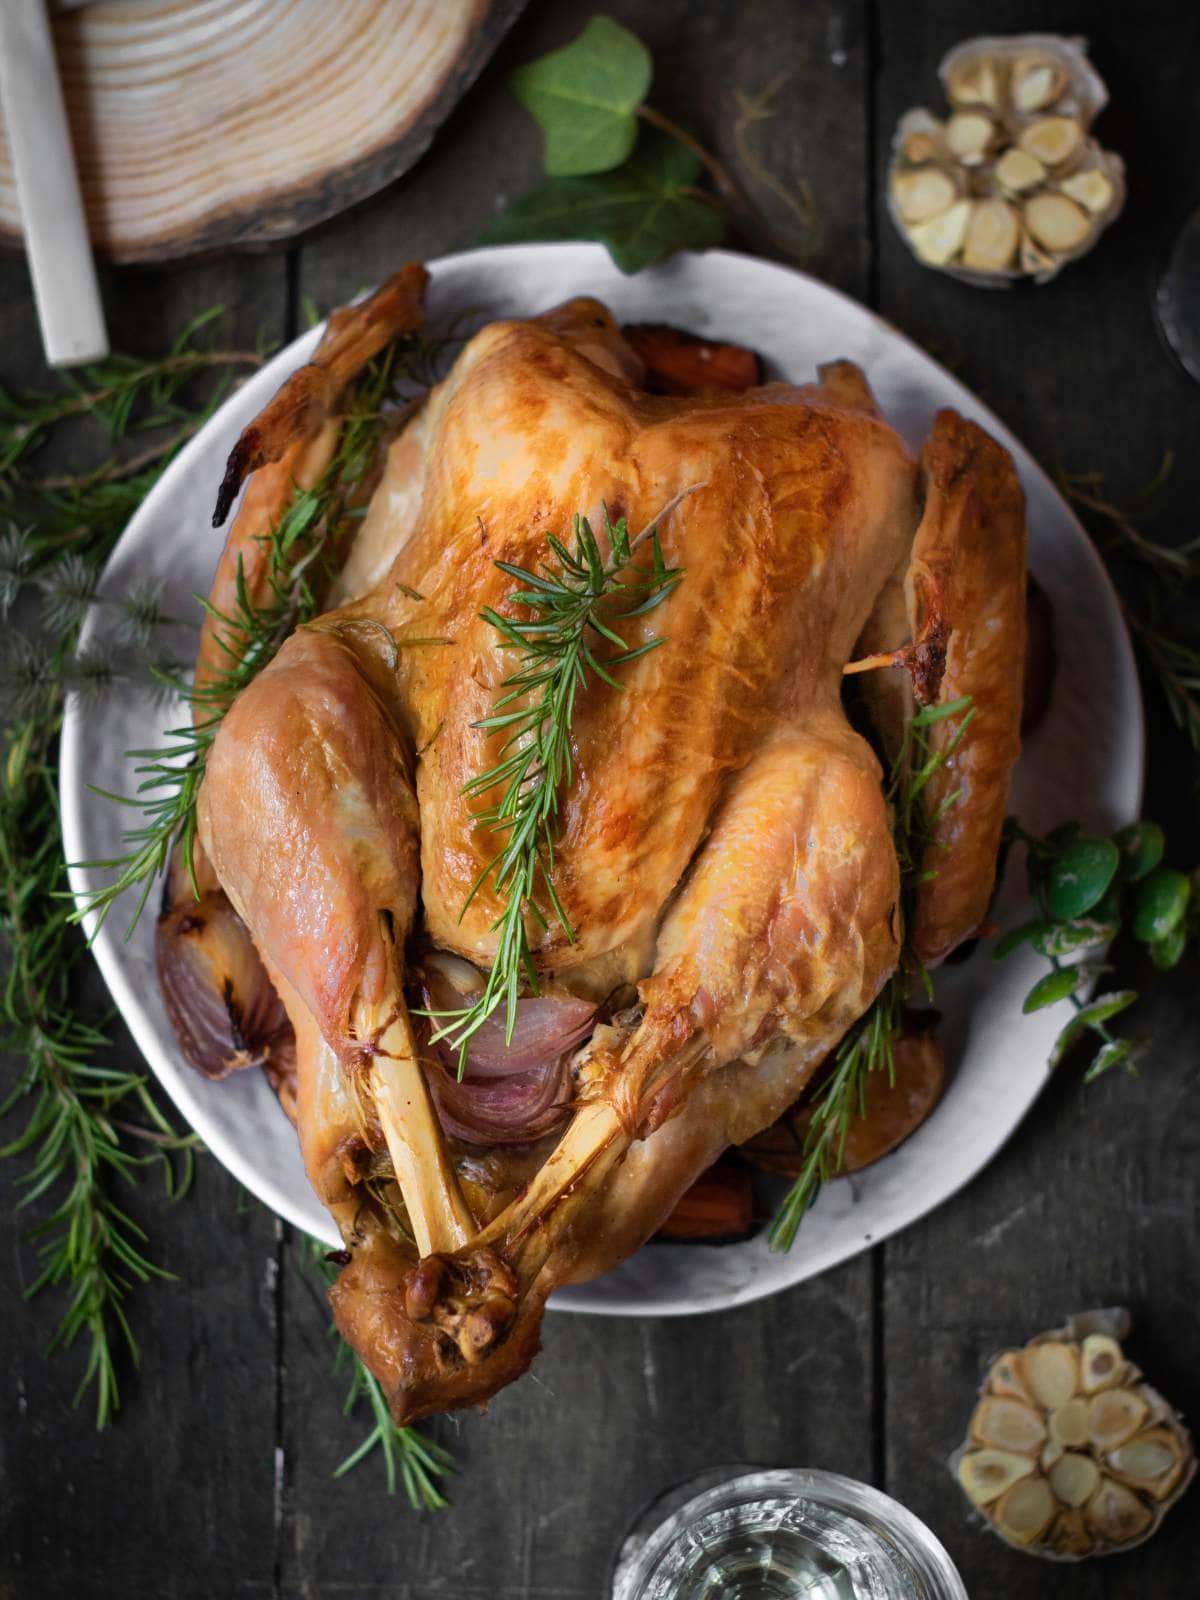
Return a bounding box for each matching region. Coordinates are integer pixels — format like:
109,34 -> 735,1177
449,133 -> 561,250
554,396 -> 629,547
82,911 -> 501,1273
61,243 -> 1143,1317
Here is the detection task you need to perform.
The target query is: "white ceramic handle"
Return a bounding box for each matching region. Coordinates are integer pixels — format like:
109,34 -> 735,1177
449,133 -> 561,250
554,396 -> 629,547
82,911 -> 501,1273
0,0 -> 108,366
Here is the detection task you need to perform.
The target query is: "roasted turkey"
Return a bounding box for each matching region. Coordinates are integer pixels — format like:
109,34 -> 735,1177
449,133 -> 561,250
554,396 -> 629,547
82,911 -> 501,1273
158,263 -> 1026,1423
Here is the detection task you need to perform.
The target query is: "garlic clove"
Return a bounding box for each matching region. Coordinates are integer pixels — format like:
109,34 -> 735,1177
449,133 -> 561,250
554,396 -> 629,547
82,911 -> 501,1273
1080,1332 -> 1126,1393
994,1476 -> 1057,1545
1048,1451 -> 1100,1508
1059,169 -> 1116,214
1088,1388 -> 1148,1452
1024,193 -> 1091,254
1011,57 -> 1065,113
1026,1342 -> 1080,1410
958,1449 -> 1037,1506
907,200 -> 971,266
1085,1478 -> 1154,1545
902,128 -> 944,165
892,167 -> 958,224
1019,227 -> 1057,277
1049,1508 -> 1092,1557
971,1395 -> 1047,1454
1048,1396 -> 1091,1448
994,147 -> 1046,194
1018,116 -> 1083,167
945,111 -> 994,165
1107,1428 -> 1187,1499
988,1350 -> 1034,1404
948,57 -> 1001,109
963,199 -> 1019,271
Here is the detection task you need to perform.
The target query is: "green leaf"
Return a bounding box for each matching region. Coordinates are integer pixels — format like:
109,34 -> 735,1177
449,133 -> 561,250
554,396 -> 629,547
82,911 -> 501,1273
1115,820 -> 1164,882
910,693 -> 973,727
1046,835 -> 1120,920
992,920 -> 1044,960
1033,918 -> 1118,958
481,130 -> 726,274
510,15 -> 652,177
1023,965 -> 1085,1012
1048,990 -> 1138,1066
1132,867 -> 1191,944
1151,922 -> 1187,970
1084,1036 -> 1146,1083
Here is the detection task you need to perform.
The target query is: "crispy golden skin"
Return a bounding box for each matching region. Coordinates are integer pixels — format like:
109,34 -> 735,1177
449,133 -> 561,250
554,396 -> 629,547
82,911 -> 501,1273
191,271 -> 1027,1421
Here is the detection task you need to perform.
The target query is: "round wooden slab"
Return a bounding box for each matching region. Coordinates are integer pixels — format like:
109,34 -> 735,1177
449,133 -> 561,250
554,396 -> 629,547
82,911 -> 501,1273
0,0 -> 527,263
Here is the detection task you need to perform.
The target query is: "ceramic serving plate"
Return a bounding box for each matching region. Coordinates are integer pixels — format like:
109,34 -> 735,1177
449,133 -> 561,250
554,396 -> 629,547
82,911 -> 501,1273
61,244 -> 1143,1317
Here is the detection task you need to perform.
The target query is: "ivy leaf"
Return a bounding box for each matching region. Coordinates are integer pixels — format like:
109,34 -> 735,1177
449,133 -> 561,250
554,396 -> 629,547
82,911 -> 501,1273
1046,835 -> 1120,920
482,130 -> 726,274
1132,867 -> 1191,944
1048,990 -> 1138,1067
1023,965 -> 1085,1013
511,15 -> 652,177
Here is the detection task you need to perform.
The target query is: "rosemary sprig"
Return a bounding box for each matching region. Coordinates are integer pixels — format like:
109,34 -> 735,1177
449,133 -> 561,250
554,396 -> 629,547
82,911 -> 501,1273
426,501 -> 685,1072
1,316 -> 264,1426
77,338 -> 415,931
0,308 -> 264,519
1059,455 -> 1200,753
2,664 -> 196,1431
303,1239 -> 454,1507
768,696 -> 975,1251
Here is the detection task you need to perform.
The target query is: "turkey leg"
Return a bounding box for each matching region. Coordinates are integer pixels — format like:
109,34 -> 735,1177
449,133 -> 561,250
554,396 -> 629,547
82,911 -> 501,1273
196,625 -> 474,1254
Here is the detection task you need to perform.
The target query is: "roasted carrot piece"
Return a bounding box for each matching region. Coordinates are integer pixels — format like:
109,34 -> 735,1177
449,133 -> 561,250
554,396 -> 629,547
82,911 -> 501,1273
656,1159 -> 755,1241
622,323 -> 763,394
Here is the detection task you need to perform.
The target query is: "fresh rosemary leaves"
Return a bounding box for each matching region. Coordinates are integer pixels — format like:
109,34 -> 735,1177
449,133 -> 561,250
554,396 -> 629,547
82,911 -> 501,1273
79,340 -> 406,930
1,318 -> 256,1425
428,503 -> 684,1073
768,695 -> 975,1251
304,1238 -> 455,1507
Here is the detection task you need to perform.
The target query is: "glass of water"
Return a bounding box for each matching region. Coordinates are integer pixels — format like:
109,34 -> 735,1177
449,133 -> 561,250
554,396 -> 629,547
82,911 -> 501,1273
611,1468 -> 967,1600
1155,205 -> 1200,383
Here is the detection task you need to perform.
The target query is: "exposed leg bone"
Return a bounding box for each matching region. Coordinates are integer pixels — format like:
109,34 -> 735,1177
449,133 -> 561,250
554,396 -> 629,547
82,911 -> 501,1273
196,626 -> 474,1258
351,719 -> 900,1423
368,1006 -> 474,1256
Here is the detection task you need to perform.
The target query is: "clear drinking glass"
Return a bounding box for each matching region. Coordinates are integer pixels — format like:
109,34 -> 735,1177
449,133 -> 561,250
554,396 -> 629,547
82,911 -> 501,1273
1155,205 -> 1200,383
611,1468 -> 967,1600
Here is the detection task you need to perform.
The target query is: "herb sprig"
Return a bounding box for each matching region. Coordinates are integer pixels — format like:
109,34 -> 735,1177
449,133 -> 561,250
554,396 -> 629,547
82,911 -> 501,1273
77,339 -> 413,932
304,1239 -> 454,1507
427,503 -> 684,1073
768,696 -> 974,1250
0,318 -> 256,1425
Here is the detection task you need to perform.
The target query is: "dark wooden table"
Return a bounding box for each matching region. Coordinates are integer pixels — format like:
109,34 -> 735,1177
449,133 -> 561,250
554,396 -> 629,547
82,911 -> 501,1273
3,3 -> 1199,1596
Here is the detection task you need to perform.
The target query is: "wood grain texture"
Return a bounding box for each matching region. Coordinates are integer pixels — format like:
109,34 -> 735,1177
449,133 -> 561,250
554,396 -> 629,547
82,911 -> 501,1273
0,0 -> 528,264
875,4 -> 1200,1595
0,252 -> 289,1600
2,0 -> 1199,1595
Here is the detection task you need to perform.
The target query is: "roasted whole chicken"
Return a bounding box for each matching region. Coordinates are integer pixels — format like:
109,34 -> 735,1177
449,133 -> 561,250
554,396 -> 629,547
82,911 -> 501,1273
158,263 -> 1026,1423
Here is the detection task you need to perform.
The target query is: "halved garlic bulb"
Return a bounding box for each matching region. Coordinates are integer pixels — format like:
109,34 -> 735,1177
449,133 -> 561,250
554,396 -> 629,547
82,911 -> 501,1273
887,32 -> 1125,286
950,1310 -> 1195,1559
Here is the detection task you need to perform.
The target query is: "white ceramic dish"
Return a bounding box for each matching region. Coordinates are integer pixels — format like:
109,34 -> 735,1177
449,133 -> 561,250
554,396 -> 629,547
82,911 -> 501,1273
61,244 -> 1143,1317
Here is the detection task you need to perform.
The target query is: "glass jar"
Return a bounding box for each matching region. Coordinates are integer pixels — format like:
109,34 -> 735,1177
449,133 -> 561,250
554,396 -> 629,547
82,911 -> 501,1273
611,1468 -> 967,1600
